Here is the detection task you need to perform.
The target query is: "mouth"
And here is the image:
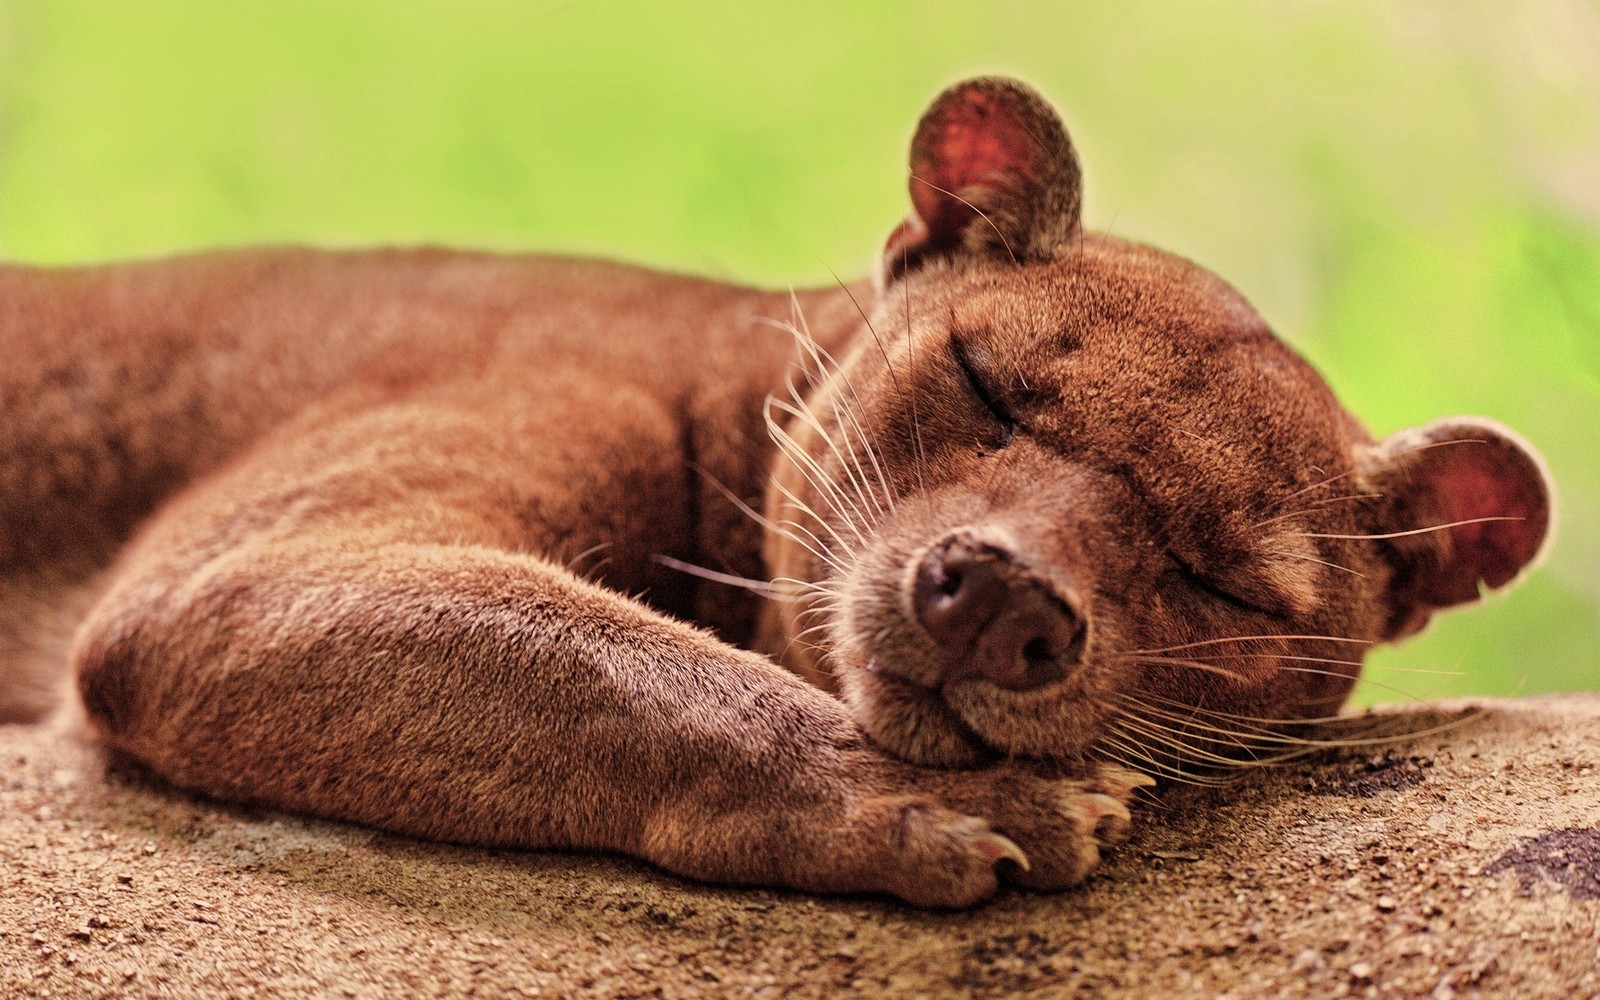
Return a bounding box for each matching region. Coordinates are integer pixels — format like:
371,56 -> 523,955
843,632 -> 1119,767
847,661 -> 1001,767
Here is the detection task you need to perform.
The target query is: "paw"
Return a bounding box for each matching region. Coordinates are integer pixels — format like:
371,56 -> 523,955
854,763 -> 1151,907
933,763 -> 1152,894
1002,783 -> 1134,891
861,796 -> 1030,908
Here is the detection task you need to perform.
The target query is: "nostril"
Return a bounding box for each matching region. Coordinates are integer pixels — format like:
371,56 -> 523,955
914,542 -> 1009,654
962,582 -> 1086,691
1009,605 -> 1085,688
1021,636 -> 1054,666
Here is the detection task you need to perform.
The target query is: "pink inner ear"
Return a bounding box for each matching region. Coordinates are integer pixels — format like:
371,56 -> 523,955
1427,447 -> 1546,593
910,89 -> 1042,242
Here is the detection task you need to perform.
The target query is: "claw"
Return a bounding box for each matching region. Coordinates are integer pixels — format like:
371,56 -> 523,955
974,832 -> 1031,872
1095,765 -> 1157,797
1075,792 -> 1134,847
1080,792 -> 1132,824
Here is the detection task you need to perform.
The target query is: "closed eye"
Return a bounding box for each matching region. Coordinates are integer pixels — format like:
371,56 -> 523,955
950,338 -> 1019,444
1168,552 -> 1278,617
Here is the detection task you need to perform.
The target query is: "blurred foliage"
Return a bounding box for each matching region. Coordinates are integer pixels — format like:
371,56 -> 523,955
1,0 -> 1595,703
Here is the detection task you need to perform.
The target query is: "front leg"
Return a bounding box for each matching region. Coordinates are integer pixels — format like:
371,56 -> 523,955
70,401 -> 1143,907
80,538 -> 1145,906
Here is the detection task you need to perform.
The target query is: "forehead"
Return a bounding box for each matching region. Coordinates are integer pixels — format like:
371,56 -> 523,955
943,236 -> 1365,514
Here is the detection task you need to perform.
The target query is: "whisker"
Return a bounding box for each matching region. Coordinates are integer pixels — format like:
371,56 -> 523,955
1126,692 -> 1482,750
824,389 -> 895,519
1125,650 -> 1451,704
691,456 -> 847,574
1098,729 -> 1184,778
1322,669 -> 1446,704
1309,492 -> 1384,507
1251,492 -> 1383,529
1263,438 -> 1496,512
772,390 -> 882,529
1134,690 -> 1359,728
765,402 -> 869,550
818,385 -> 895,520
1121,695 -> 1366,753
769,575 -> 843,598
686,460 -> 843,571
1124,654 -> 1249,682
1121,698 -> 1274,750
1122,634 -> 1374,656
1121,697 -> 1298,745
649,555 -> 794,600
1264,548 -> 1366,578
1102,725 -> 1240,786
774,523 -> 846,575
1116,715 -> 1266,766
564,541 -> 612,572
1262,467 -> 1360,511
825,267 -> 918,500
770,387 -> 872,525
785,379 -> 888,531
1167,651 -> 1461,677
766,305 -> 895,521
909,174 -> 1017,265
1292,516 -> 1523,541
897,267 -> 927,490
1160,651 -> 1364,669
788,620 -> 840,648
770,476 -> 855,565
770,388 -> 874,518
783,291 -> 899,511
1117,706 -> 1376,771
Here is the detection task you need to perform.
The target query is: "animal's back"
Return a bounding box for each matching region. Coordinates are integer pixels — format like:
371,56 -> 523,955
0,248 -> 824,721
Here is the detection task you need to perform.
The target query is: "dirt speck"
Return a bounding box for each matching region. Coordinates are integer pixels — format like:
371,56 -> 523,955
1305,751 -> 1432,797
1484,827 -> 1600,900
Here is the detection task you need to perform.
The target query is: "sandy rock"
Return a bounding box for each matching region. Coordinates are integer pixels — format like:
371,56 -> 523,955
3,695 -> 1597,998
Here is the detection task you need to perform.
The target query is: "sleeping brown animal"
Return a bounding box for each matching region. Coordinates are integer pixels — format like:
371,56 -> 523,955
0,77 -> 1551,908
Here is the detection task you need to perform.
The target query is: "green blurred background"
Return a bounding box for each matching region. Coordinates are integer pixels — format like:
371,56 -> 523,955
1,1 -> 1595,704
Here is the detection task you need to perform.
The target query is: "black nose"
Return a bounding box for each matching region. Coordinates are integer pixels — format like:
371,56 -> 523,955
912,534 -> 1085,690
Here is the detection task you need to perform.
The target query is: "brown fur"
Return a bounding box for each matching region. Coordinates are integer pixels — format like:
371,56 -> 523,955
0,78 -> 1550,907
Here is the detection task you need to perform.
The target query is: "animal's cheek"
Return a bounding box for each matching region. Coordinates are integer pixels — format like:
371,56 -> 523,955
831,553 -> 947,690
942,675 -> 1127,761
1118,591 -> 1368,730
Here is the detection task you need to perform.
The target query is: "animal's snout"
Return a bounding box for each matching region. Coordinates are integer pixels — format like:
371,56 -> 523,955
912,533 -> 1085,691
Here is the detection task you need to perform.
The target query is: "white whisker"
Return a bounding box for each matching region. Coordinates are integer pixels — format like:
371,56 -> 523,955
765,396 -> 871,548
1122,634 -> 1373,656
1264,548 -> 1366,578
1251,492 -> 1382,529
649,555 -> 796,600
1293,516 -> 1522,541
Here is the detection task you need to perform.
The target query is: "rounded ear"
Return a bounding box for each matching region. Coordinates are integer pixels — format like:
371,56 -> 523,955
1357,418 -> 1553,640
880,77 -> 1083,284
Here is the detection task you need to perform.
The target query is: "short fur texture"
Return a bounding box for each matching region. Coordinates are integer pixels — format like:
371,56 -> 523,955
0,78 -> 1550,907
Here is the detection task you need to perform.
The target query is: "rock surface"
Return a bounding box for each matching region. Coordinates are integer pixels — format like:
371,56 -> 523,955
3,695 -> 1597,999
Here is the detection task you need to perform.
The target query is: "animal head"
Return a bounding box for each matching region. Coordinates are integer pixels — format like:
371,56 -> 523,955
763,77 -> 1552,773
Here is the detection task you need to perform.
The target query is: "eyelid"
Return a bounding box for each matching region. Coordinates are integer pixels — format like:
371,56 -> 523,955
950,337 -> 1020,431
1168,551 -> 1279,616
